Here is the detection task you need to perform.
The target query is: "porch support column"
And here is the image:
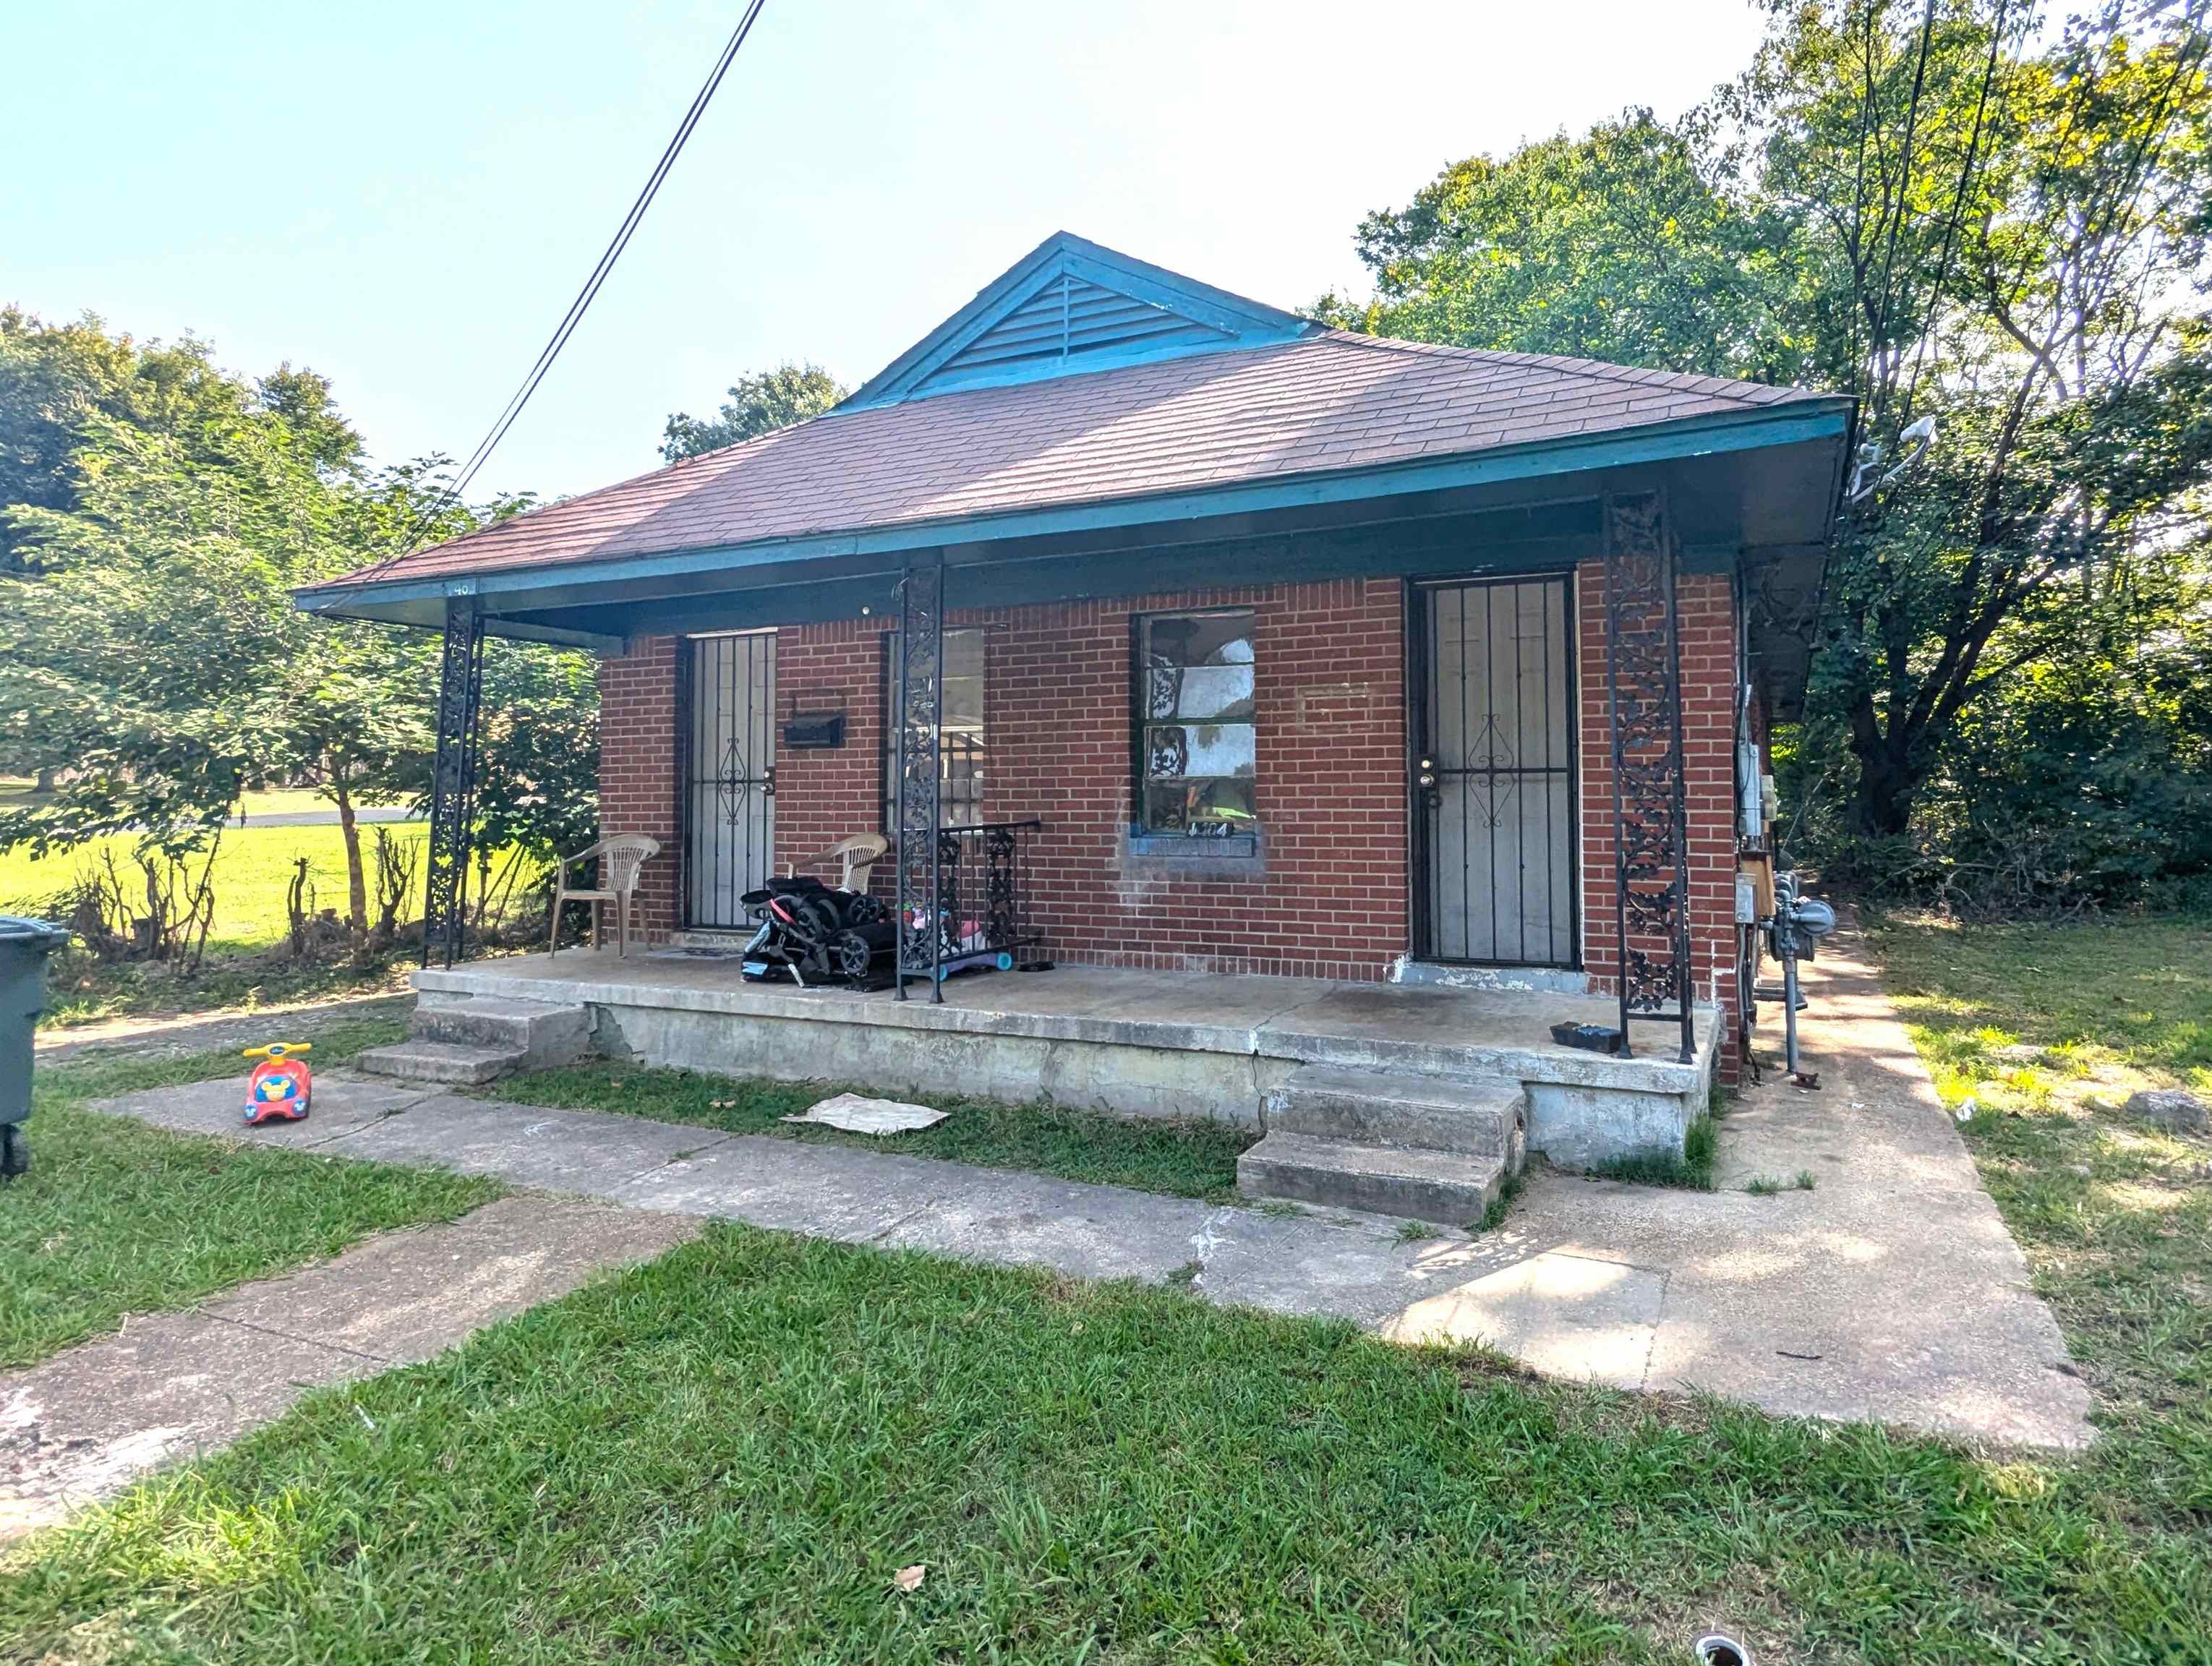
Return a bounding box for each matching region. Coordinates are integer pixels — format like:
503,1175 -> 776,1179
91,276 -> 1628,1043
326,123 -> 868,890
422,592 -> 487,969
1601,492 -> 1695,1063
894,558 -> 945,1001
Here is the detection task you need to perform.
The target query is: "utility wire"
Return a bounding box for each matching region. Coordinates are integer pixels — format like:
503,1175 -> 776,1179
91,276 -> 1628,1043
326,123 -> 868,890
364,0 -> 768,578
1896,0 -> 2010,432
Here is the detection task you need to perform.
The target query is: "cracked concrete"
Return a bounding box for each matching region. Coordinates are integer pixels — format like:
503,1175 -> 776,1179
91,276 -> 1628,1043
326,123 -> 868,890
1,1195 -> 696,1539
33,994 -> 415,1064
415,952 -> 1720,1143
14,925 -> 2091,1534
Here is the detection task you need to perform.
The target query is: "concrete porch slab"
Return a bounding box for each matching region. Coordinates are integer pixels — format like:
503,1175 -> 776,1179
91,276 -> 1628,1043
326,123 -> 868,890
417,950 -> 1719,1162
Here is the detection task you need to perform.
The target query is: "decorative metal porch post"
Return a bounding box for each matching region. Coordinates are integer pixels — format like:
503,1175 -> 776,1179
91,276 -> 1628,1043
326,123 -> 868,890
1601,492 -> 1696,1063
893,560 -> 945,1001
422,594 -> 487,970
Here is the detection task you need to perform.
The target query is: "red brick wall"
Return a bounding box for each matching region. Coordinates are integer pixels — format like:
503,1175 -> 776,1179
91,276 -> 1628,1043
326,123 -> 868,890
596,635 -> 682,941
1576,563 -> 1741,1079
772,578 -> 1409,981
772,620 -> 887,887
597,568 -> 1743,1071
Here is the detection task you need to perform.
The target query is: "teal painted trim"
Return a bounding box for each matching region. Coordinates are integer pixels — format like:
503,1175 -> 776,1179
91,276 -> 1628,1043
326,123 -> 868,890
1048,237 -> 1311,334
484,618 -> 628,655
842,231 -> 1316,411
589,575 -> 900,640
589,529 -> 1599,639
296,403 -> 1849,617
1053,251 -> 1299,338
299,603 -> 626,656
882,333 -> 1302,402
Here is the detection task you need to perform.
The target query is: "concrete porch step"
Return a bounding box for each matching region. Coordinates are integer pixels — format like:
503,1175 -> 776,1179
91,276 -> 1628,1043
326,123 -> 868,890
355,1039 -> 528,1086
411,994 -> 592,1066
1265,1063 -> 1524,1158
1237,1132 -> 1507,1226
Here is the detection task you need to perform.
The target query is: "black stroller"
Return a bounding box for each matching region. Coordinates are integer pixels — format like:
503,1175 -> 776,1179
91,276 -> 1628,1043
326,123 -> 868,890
738,875 -> 896,988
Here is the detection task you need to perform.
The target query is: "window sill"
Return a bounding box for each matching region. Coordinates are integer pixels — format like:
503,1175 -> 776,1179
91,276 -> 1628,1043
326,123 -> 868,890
1126,833 -> 1259,860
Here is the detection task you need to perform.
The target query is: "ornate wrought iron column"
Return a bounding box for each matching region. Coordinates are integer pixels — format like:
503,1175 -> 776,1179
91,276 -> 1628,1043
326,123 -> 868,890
422,594 -> 487,969
1602,492 -> 1695,1062
893,560 -> 944,1001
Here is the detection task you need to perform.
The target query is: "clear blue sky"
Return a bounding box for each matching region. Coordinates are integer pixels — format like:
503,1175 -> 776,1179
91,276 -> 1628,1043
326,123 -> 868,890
4,1 -> 1765,503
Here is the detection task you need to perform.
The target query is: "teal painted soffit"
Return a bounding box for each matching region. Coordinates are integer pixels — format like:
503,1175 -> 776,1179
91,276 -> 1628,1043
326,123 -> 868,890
839,231 -> 1321,411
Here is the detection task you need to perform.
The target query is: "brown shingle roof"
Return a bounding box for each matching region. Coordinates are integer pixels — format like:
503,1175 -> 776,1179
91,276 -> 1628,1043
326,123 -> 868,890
318,332 -> 1833,592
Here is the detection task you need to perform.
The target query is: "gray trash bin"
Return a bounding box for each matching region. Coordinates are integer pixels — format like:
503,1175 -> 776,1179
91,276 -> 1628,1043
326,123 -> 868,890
1,916 -> 69,1179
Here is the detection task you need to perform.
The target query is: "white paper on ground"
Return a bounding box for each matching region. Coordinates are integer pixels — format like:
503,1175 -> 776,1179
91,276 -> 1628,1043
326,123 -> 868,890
781,1093 -> 947,1135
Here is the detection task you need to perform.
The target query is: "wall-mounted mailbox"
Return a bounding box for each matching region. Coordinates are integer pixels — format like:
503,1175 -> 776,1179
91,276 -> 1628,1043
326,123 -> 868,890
782,711 -> 846,750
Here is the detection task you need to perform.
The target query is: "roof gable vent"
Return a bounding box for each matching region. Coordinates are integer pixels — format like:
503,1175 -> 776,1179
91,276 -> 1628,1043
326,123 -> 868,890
842,231 -> 1320,411
918,274 -> 1229,392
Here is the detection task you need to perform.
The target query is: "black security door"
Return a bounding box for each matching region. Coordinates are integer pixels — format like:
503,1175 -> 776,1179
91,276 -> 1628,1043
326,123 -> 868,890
683,631 -> 776,929
1412,576 -> 1577,966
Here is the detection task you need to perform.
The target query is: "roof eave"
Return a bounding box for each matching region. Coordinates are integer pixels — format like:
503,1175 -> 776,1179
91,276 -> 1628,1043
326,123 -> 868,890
295,398 -> 1852,627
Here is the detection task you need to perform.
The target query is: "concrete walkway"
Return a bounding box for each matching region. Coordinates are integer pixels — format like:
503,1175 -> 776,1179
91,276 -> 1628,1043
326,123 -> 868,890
234,806 -> 421,828
1,1195 -> 696,1539
10,926 -> 2091,1532
1490,926 -> 2091,1443
35,993 -> 413,1061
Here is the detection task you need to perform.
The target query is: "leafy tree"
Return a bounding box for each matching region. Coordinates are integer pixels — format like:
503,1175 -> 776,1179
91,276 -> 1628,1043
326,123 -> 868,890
1319,109 -> 1813,384
464,641 -> 602,929
1743,0 -> 2212,840
1337,0 -> 2212,873
659,362 -> 846,461
252,362 -> 366,475
0,309 -> 249,572
1,410 -> 343,859
0,398 -> 443,939
1933,555 -> 2212,907
0,320 -> 586,947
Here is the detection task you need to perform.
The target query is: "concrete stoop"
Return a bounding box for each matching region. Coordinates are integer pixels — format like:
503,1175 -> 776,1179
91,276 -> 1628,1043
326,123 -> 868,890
1238,1064 -> 1528,1224
356,994 -> 591,1086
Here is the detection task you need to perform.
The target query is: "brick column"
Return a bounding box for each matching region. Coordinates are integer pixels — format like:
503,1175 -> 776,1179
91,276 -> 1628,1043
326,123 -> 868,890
596,635 -> 681,943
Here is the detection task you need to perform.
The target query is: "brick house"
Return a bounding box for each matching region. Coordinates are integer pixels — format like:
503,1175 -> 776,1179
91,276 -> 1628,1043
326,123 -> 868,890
304,234 -> 1849,1188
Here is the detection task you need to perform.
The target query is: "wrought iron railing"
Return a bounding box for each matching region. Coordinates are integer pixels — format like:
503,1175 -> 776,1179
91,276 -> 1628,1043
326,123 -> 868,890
1602,490 -> 1695,1062
898,819 -> 1048,988
422,596 -> 486,969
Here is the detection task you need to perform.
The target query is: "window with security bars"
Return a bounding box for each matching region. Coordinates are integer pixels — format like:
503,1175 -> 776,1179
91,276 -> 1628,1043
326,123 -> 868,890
880,628 -> 988,832
1132,609 -> 1257,837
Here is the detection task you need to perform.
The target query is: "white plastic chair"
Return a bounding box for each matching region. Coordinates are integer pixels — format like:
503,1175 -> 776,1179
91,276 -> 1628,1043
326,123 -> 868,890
550,835 -> 660,957
787,832 -> 887,893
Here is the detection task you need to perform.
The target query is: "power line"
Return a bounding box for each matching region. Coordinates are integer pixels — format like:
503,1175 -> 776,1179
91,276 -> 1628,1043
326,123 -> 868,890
1896,0 -> 2010,431
367,0 -> 769,578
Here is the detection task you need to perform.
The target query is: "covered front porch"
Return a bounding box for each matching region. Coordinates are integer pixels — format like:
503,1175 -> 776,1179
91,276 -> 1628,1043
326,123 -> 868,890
396,949 -> 1722,1176
304,234 -> 1853,1192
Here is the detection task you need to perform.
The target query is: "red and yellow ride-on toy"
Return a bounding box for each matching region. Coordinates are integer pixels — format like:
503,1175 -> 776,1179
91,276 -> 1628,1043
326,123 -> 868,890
241,1041 -> 313,1124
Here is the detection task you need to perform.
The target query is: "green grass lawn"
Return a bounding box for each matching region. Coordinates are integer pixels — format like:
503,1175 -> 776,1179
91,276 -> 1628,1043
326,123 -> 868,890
484,1061 -> 1257,1203
2,1014 -> 500,1370
4,1223 -> 2206,1663
0,778 -> 411,820
0,821 -> 430,953
1866,910 -> 2212,1537
0,821 -> 471,1028
5,920 -> 2208,1659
